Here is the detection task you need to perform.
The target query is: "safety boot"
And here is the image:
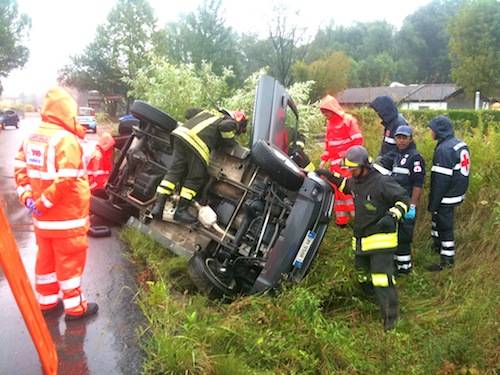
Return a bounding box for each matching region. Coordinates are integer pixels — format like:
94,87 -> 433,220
151,194 -> 169,220
173,198 -> 197,224
65,302 -> 99,321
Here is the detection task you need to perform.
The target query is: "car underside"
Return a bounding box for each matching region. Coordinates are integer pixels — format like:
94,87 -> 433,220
91,75 -> 334,298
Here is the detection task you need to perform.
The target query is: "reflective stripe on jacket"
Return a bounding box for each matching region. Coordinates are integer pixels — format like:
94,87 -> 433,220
172,111 -> 238,165
14,87 -> 90,238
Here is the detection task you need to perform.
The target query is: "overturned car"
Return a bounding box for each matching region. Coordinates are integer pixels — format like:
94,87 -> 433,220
91,75 -> 334,298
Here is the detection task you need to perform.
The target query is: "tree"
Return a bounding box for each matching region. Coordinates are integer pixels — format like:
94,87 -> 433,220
163,0 -> 241,81
292,52 -> 352,100
353,53 -> 398,87
58,0 -> 160,114
448,0 -> 500,99
396,0 -> 465,83
0,0 -> 31,94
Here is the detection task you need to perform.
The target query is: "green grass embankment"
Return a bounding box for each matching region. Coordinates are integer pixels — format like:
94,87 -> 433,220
121,114 -> 499,374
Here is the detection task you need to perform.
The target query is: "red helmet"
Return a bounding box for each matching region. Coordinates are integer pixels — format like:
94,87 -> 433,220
230,110 -> 248,134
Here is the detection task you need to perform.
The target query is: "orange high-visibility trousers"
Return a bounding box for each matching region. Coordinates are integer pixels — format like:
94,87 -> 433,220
331,165 -> 354,225
0,203 -> 58,375
35,234 -> 88,316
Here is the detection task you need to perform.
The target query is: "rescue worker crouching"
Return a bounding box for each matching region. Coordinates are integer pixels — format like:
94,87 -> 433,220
316,146 -> 410,331
150,108 -> 248,223
378,125 -> 425,274
427,116 -> 470,271
287,127 -> 315,172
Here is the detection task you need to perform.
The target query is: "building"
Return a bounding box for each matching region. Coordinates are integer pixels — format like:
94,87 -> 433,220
337,83 -> 478,110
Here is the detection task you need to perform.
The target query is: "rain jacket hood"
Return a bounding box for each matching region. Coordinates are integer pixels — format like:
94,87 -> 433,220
320,95 -> 345,117
429,115 -> 454,142
370,95 -> 398,124
41,87 -> 86,139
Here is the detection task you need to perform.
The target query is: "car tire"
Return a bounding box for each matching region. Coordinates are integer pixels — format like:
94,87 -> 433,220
251,140 -> 304,191
90,196 -> 131,225
130,100 -> 177,132
187,252 -> 239,299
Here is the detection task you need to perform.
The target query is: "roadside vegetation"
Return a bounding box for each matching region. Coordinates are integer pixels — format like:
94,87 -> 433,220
121,103 -> 499,374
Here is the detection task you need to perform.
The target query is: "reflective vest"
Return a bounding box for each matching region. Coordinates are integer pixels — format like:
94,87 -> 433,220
14,87 -> 90,238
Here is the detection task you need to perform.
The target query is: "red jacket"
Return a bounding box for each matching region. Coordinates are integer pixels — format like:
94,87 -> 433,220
86,132 -> 115,191
14,87 -> 90,238
319,95 -> 363,172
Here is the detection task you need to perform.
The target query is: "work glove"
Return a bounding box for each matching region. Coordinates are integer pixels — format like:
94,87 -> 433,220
25,197 -> 41,216
315,169 -> 344,186
377,212 -> 397,232
405,205 -> 416,221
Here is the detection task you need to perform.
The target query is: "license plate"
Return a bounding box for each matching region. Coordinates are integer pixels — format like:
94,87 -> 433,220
293,230 -> 317,269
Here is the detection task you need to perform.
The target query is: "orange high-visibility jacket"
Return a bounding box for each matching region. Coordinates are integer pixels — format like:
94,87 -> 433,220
319,95 -> 363,171
14,87 -> 90,238
86,132 -> 115,192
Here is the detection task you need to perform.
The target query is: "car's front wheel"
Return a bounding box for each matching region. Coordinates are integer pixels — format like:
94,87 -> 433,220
187,252 -> 239,299
251,140 -> 305,191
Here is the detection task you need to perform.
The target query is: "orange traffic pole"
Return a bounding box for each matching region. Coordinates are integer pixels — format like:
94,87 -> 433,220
0,201 -> 58,375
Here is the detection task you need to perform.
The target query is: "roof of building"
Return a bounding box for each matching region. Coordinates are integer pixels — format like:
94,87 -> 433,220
337,84 -> 461,105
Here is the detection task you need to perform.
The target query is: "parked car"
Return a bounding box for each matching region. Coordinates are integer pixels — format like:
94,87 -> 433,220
1,109 -> 20,129
90,75 -> 334,298
77,106 -> 97,133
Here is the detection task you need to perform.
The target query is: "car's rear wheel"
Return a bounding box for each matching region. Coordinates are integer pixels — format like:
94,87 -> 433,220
251,140 -> 305,191
187,252 -> 239,299
130,100 -> 178,132
90,196 -> 131,225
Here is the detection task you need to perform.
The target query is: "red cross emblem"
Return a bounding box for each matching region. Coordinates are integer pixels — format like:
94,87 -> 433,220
460,150 -> 470,176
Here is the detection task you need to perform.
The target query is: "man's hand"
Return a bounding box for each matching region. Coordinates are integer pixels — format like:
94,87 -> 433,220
315,169 -> 344,187
25,197 -> 41,216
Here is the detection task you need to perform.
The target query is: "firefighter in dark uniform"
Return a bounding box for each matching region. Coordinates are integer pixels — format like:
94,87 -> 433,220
317,146 -> 410,331
427,116 -> 470,271
287,127 -> 315,172
379,125 -> 425,274
370,95 -> 409,157
150,108 -> 248,223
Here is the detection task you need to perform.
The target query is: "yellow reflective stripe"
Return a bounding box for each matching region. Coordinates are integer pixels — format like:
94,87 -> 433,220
389,207 -> 402,220
344,158 -> 359,167
353,232 -> 398,252
180,186 -> 197,200
372,273 -> 389,287
395,201 -> 408,214
160,180 -> 175,190
156,186 -> 172,195
339,178 -> 347,192
190,116 -> 220,134
304,162 -> 315,172
220,130 -> 235,139
173,127 -> 210,164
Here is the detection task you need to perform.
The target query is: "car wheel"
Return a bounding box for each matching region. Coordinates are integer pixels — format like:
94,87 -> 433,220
130,100 -> 178,132
90,196 -> 131,225
187,252 -> 239,299
251,140 -> 305,191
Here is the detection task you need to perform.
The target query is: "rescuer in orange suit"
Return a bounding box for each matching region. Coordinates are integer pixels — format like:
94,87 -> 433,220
318,95 -> 364,226
14,86 -> 98,321
86,132 -> 115,192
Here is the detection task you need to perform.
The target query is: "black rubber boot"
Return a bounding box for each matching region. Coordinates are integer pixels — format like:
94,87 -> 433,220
374,286 -> 398,332
173,198 -> 197,224
427,258 -> 454,272
65,302 -> 99,321
151,194 -> 168,220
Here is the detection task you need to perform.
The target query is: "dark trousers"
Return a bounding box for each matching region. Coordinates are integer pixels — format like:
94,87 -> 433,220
164,140 -> 207,195
431,206 -> 455,265
355,253 -> 398,326
395,219 -> 415,272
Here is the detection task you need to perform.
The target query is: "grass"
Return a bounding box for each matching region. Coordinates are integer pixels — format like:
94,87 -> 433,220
121,114 -> 499,374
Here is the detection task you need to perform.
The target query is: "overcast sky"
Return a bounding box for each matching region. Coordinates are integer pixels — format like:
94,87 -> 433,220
2,0 -> 431,98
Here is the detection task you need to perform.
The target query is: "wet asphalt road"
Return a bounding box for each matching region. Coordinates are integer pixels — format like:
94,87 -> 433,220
0,115 -> 143,374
